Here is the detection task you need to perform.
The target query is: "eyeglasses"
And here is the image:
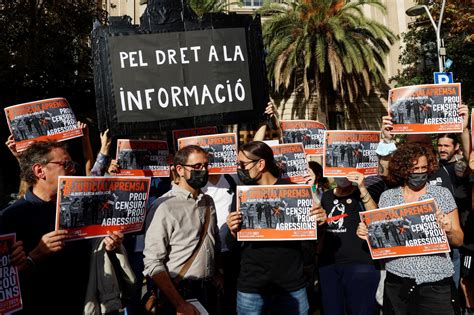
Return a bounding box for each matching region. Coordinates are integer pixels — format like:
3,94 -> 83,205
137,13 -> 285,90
47,160 -> 75,170
180,162 -> 209,170
238,160 -> 259,169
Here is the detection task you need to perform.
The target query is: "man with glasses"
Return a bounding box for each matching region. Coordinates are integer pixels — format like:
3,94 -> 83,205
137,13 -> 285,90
0,141 -> 123,314
144,145 -> 220,315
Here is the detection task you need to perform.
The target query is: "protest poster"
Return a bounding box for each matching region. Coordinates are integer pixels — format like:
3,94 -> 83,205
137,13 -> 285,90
4,98 -> 83,152
172,126 -> 218,151
93,14 -> 268,135
270,143 -> 309,183
0,233 -> 22,314
56,176 -> 151,241
360,199 -> 450,259
236,185 -> 316,241
116,139 -> 170,177
388,83 -> 462,134
280,120 -> 326,155
177,133 -> 237,174
323,130 -> 380,177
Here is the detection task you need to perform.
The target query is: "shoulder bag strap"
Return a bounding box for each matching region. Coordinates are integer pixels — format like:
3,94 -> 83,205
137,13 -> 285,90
173,205 -> 211,284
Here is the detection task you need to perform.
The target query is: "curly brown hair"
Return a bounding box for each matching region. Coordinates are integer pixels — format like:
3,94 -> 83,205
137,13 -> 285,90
388,143 -> 438,186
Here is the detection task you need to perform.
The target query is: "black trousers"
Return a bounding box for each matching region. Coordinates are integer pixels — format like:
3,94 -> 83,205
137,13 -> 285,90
383,272 -> 460,315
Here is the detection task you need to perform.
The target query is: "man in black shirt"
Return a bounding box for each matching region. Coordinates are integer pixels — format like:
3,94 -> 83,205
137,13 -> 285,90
0,141 -> 122,314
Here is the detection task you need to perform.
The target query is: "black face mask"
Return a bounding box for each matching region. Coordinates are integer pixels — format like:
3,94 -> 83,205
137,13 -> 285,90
407,172 -> 428,190
237,168 -> 260,185
186,170 -> 209,189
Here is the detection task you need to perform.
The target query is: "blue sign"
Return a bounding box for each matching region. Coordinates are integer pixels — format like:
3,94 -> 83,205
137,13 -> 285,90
433,72 -> 453,84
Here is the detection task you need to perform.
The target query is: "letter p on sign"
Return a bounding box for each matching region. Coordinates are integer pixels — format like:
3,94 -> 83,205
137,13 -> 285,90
433,72 -> 453,84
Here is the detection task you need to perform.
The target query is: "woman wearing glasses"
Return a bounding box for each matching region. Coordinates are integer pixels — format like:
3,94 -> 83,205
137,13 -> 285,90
226,141 -> 326,315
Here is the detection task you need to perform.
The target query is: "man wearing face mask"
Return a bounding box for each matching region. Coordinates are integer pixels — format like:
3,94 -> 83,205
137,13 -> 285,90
143,145 -> 220,315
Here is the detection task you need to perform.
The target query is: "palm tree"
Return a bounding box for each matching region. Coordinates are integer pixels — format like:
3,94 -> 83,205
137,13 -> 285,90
188,0 -> 236,18
262,0 -> 397,122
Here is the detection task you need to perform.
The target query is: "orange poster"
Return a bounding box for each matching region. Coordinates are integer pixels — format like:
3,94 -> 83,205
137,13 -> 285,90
323,130 -> 380,177
280,120 -> 326,155
237,185 -> 317,241
177,133 -> 237,174
4,98 -> 83,152
0,233 -> 22,314
388,83 -> 462,134
56,176 -> 151,241
360,199 -> 450,259
270,143 -> 309,183
172,126 -> 218,150
116,139 -> 170,177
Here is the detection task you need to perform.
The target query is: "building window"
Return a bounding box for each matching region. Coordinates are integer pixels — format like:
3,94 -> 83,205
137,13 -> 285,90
243,0 -> 263,7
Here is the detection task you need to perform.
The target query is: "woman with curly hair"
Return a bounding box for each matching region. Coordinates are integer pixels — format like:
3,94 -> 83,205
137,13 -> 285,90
357,142 -> 463,314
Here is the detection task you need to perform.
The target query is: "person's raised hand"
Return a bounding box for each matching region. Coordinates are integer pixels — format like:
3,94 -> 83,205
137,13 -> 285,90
309,203 -> 327,226
5,135 -> 21,160
356,222 -> 369,241
29,230 -> 69,261
99,129 -> 112,156
226,211 -> 242,237
10,241 -> 27,270
104,231 -> 124,252
108,159 -> 120,175
346,171 -> 365,189
77,121 -> 89,138
381,115 -> 394,141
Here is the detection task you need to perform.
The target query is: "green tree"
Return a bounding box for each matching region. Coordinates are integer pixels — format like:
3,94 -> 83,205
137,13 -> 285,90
390,1 -> 473,106
262,0 -> 396,121
188,0 -> 237,18
0,0 -> 105,207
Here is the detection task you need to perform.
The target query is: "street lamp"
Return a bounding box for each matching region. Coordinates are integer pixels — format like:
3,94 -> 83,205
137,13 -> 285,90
406,0 -> 447,72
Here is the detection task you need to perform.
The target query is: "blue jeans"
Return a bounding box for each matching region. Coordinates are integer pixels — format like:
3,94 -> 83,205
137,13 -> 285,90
236,287 -> 309,315
319,263 -> 380,315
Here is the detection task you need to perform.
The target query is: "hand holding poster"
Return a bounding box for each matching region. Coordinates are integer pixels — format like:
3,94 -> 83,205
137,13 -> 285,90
360,199 -> 450,259
388,83 -> 462,134
281,120 -> 326,155
56,176 -> 151,241
4,98 -> 83,151
177,133 -> 237,174
116,139 -> 170,177
270,143 -> 309,183
237,185 -> 316,241
0,233 -> 22,314
172,126 -> 218,151
323,131 -> 380,177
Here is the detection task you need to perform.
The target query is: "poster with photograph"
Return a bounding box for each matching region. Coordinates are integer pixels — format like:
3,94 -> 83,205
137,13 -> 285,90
270,143 -> 309,183
280,120 -> 326,155
116,139 -> 170,177
172,126 -> 218,151
237,185 -> 316,241
56,176 -> 151,241
323,131 -> 380,177
177,133 -> 237,174
4,98 -> 83,152
360,199 -> 450,259
388,83 -> 462,134
0,233 -> 22,314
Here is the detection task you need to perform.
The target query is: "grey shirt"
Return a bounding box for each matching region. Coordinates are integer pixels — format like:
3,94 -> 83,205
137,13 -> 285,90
379,184 -> 457,284
143,184 -> 219,280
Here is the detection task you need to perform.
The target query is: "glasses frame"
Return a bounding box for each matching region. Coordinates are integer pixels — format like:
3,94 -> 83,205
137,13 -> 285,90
180,162 -> 209,170
46,160 -> 75,170
238,159 -> 260,170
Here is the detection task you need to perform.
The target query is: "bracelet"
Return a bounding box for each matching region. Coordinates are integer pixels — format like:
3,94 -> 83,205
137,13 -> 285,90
26,256 -> 36,270
360,191 -> 369,200
362,197 -> 372,204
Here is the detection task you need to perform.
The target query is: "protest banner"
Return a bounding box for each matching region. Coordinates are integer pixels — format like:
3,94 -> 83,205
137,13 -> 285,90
172,126 -> 218,151
4,98 -> 83,152
270,143 -> 309,183
116,139 -> 170,177
177,133 -> 237,174
56,176 -> 151,241
323,130 -> 380,177
92,12 -> 268,136
360,199 -> 450,259
388,83 -> 462,134
280,120 -> 326,155
236,185 -> 316,241
0,233 -> 22,314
